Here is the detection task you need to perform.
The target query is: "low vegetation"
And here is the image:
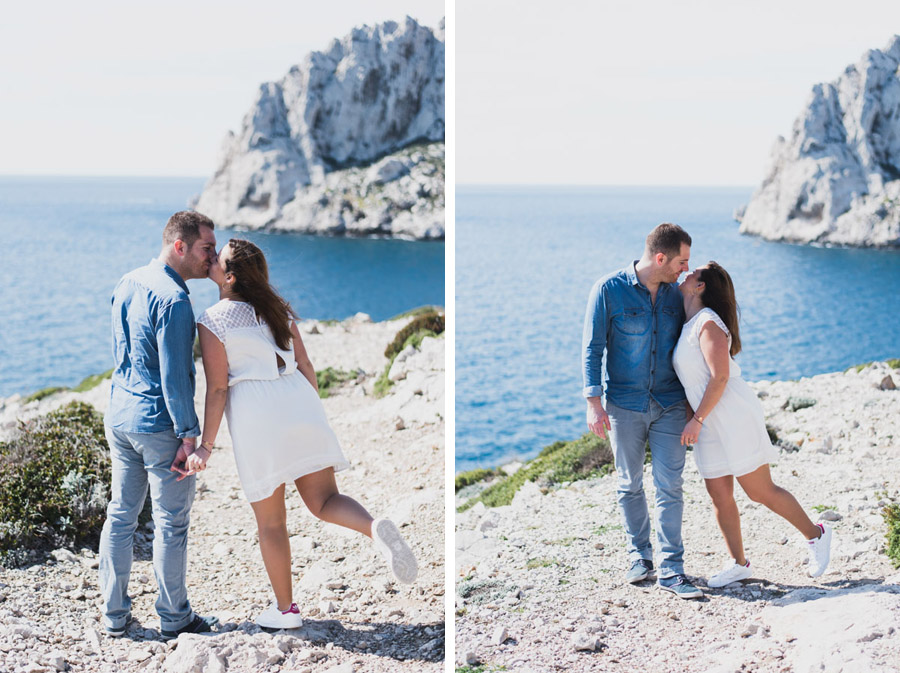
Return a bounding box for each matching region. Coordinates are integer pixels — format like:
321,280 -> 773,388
316,367 -> 354,398
884,501 -> 900,568
375,310 -> 445,398
457,432 -> 614,512
0,401 -> 110,567
455,467 -> 504,492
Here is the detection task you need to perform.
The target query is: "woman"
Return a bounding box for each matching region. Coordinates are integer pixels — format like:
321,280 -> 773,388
672,262 -> 832,588
186,239 -> 417,629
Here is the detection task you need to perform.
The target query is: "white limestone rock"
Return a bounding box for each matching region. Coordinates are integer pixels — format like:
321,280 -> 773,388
194,17 -> 444,240
737,35 -> 900,247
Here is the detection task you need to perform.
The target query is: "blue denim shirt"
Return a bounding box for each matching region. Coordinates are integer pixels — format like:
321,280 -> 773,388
582,261 -> 686,411
106,259 -> 200,438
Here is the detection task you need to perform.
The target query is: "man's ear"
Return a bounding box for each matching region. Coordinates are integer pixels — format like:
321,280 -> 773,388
173,239 -> 186,256
655,252 -> 667,267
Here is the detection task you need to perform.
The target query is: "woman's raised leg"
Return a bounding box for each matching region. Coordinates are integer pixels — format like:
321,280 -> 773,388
705,475 -> 747,565
737,464 -> 821,539
294,467 -> 374,536
249,484 -> 293,610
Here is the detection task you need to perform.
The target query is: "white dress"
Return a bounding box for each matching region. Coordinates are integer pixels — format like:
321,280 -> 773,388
197,299 -> 349,502
672,307 -> 778,479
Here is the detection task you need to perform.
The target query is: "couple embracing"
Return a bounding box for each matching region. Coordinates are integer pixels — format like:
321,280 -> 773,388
582,223 -> 833,597
99,211 -> 417,639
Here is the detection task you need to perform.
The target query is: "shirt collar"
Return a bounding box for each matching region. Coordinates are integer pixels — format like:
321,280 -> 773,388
627,261 -> 675,295
150,258 -> 191,295
626,261 -> 641,287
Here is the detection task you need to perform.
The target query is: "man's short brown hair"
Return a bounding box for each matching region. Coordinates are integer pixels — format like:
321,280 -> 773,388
162,211 -> 215,247
645,223 -> 691,258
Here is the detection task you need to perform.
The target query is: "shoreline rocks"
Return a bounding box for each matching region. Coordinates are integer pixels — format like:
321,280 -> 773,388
194,17 -> 445,240
0,316 -> 445,672
736,35 -> 900,248
456,361 -> 900,671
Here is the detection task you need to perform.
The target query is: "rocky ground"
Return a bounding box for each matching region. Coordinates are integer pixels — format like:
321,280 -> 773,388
0,314 -> 445,673
456,361 -> 900,673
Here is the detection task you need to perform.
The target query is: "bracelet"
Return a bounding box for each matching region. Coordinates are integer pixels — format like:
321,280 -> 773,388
199,441 -> 214,452
693,414 -> 704,425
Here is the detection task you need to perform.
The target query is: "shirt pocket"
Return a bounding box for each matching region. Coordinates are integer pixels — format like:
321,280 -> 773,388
660,306 -> 683,342
614,307 -> 650,336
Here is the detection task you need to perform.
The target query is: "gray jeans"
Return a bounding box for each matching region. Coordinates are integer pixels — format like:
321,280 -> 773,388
607,398 -> 687,578
99,427 -> 196,631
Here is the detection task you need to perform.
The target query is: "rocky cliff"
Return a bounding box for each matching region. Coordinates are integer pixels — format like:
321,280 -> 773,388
736,36 -> 900,247
194,17 -> 444,240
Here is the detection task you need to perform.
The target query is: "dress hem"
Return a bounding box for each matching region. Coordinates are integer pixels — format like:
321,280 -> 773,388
243,459 -> 351,503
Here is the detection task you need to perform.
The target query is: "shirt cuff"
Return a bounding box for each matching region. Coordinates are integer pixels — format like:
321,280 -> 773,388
175,423 -> 200,440
583,385 -> 604,399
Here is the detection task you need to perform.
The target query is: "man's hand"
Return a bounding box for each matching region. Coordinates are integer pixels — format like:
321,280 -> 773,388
185,445 -> 210,473
170,439 -> 197,481
586,398 -> 611,439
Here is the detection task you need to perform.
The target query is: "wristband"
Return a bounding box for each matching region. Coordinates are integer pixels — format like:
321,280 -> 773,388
693,414 -> 704,425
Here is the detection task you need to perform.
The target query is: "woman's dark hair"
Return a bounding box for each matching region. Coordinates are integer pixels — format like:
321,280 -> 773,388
698,261 -> 742,357
224,239 -> 297,350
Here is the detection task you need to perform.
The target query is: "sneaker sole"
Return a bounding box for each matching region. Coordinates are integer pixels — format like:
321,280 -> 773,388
256,616 -> 303,630
708,570 -> 753,589
374,519 -> 418,584
658,584 -> 704,599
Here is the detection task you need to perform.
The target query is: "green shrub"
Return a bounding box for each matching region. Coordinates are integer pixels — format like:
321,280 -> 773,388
458,433 -> 613,511
0,401 -> 111,566
455,467 -> 503,492
316,367 -> 354,398
884,503 -> 900,568
72,368 -> 113,393
24,386 -> 67,403
384,312 -> 445,360
389,305 -> 443,320
374,314 -> 445,399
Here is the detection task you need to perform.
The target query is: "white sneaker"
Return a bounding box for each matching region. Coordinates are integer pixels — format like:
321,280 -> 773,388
807,523 -> 832,577
707,559 -> 753,588
372,518 -> 418,584
256,602 -> 303,629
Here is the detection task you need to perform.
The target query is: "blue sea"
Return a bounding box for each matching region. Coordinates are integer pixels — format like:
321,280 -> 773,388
0,177 -> 444,398
455,186 -> 900,472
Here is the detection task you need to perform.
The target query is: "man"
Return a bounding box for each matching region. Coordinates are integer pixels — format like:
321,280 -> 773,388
582,223 -> 703,599
99,211 -> 220,638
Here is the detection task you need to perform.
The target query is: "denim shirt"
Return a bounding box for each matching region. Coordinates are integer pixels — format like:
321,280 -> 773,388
106,259 -> 200,438
582,261 -> 686,411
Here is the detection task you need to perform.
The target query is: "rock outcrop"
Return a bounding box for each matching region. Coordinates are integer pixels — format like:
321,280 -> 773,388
456,361 -> 900,671
194,17 -> 444,240
736,35 -> 900,247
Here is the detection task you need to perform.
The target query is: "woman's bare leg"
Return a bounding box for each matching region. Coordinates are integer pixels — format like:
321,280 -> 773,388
705,475 -> 747,565
294,468 -> 374,537
737,464 -> 821,539
249,484 -> 293,610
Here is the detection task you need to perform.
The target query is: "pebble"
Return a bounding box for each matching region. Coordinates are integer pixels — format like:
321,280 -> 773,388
456,361 -> 900,672
0,319 -> 445,673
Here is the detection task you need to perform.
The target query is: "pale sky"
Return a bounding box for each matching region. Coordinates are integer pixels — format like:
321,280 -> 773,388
457,0 -> 900,186
0,0 -> 444,177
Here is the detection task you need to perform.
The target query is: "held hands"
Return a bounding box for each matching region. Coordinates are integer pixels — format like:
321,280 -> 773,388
587,400 -> 611,439
185,445 -> 210,473
680,418 -> 703,446
170,439 -> 209,481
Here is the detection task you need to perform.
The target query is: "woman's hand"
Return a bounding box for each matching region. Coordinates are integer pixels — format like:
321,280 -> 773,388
681,418 -> 703,446
185,445 -> 210,473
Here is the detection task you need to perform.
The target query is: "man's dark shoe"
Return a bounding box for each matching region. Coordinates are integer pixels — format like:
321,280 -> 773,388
625,558 -> 654,584
658,574 -> 703,599
160,614 -> 219,641
104,615 -> 133,638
